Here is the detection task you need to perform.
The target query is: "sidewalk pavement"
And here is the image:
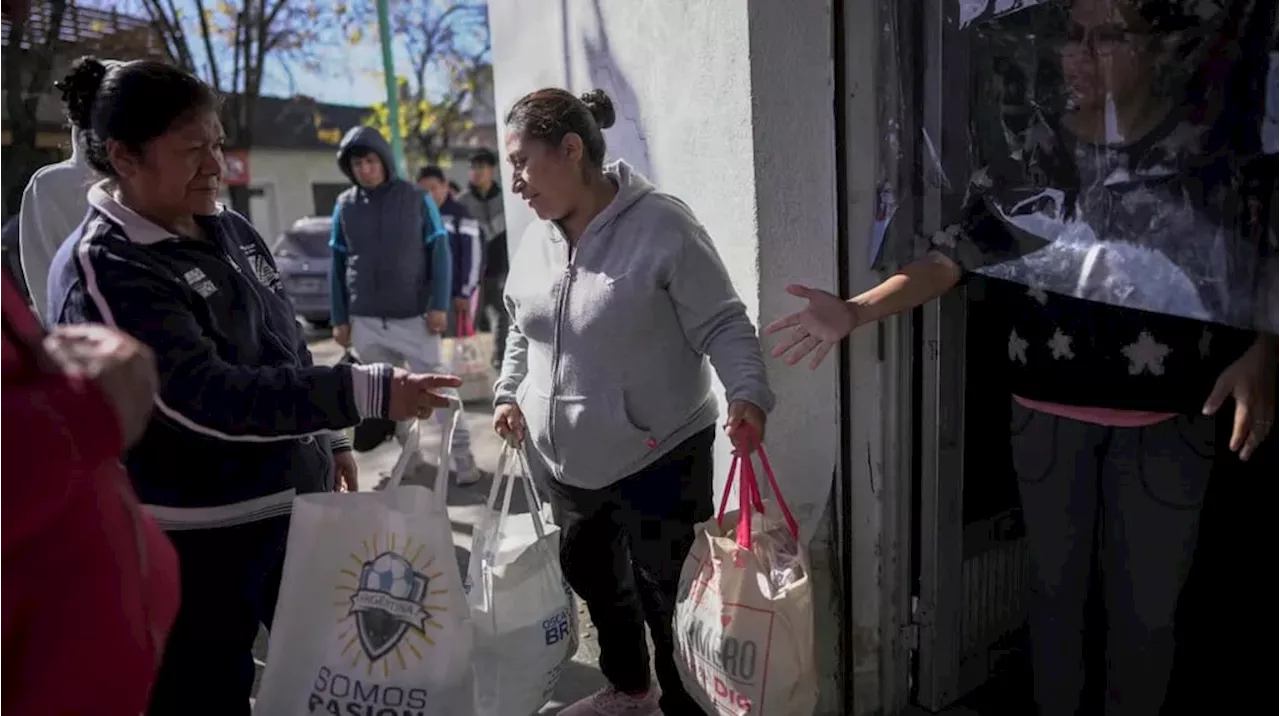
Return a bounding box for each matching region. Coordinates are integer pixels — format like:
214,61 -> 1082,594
251,337 -> 607,714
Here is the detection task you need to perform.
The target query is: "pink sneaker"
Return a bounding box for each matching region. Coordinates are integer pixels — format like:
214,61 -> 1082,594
558,686 -> 660,716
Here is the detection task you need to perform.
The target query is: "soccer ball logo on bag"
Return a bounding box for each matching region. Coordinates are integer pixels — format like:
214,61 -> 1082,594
336,533 -> 449,676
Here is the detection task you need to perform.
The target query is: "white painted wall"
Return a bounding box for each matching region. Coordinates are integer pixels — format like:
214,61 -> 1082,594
231,147 -> 349,239
488,0 -> 838,534
489,0 -> 846,710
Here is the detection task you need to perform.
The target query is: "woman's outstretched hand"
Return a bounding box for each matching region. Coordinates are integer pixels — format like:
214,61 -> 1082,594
764,284 -> 859,369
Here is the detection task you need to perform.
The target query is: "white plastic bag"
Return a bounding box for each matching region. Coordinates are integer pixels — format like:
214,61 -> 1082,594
466,442 -> 577,716
255,405 -> 475,715
674,442 -> 817,716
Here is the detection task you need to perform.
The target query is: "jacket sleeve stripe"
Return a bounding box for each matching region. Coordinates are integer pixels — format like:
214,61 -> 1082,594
350,362 -> 390,418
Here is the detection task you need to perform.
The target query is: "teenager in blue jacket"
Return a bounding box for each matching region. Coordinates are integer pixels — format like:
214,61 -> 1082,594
330,128 -> 480,482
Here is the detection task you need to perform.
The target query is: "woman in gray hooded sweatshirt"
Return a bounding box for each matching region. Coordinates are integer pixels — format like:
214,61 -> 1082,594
492,87 -> 775,716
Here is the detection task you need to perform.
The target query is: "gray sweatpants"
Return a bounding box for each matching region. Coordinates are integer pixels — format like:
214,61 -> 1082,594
351,315 -> 473,462
1010,398 -> 1212,716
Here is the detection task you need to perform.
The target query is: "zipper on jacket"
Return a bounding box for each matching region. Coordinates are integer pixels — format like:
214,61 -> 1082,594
547,250 -> 576,474
212,242 -> 297,364
375,194 -> 385,311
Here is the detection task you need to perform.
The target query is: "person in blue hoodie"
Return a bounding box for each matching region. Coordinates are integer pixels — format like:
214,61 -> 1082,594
330,128 -> 480,483
44,57 -> 460,715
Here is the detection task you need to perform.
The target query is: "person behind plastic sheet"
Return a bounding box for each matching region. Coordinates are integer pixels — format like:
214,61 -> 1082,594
43,56 -> 462,716
492,87 -> 774,716
2,275 -> 179,716
329,126 -> 483,484
419,164 -> 484,335
459,147 -> 510,370
767,1 -> 1276,714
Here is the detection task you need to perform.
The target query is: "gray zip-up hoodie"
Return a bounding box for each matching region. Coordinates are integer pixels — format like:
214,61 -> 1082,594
495,160 -> 775,490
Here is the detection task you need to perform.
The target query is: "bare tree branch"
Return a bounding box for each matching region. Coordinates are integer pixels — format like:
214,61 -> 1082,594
363,1 -> 491,166
140,0 -> 194,68
119,0 -> 343,213
192,0 -> 221,93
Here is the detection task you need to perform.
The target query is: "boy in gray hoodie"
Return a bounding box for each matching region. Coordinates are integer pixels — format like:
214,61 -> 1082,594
330,126 -> 479,482
493,88 -> 774,716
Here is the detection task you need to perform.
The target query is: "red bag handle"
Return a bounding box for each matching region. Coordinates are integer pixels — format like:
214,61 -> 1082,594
718,453 -> 758,549
714,426 -> 800,550
458,306 -> 476,338
754,439 -> 799,539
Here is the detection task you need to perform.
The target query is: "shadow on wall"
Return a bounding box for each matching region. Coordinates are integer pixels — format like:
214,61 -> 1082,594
578,0 -> 656,183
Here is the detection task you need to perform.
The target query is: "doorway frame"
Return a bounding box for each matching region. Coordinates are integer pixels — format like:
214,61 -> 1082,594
836,0 -> 921,713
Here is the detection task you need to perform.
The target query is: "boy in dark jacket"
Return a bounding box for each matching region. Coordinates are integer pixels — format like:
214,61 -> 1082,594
330,127 -> 479,483
418,165 -> 483,331
458,149 -> 508,370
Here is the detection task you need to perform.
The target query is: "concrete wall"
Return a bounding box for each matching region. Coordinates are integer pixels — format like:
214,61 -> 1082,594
489,0 -> 844,710
488,0 -> 838,534
233,147 -> 349,240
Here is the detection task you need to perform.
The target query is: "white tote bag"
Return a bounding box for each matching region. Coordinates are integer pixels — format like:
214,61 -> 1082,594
674,442 -> 817,716
255,404 -> 475,715
466,442 -> 577,716
444,318 -> 496,404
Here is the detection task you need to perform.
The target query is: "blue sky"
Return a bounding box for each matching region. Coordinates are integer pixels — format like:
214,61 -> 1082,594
116,1 -> 479,109
263,43 -> 411,108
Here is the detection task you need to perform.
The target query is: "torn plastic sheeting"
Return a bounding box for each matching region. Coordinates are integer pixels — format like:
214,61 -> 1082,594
896,0 -> 1280,332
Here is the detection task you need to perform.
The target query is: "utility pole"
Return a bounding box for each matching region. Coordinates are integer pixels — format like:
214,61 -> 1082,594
375,0 -> 407,178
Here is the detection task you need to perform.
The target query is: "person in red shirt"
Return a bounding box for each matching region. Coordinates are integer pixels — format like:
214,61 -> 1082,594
2,272 -> 180,715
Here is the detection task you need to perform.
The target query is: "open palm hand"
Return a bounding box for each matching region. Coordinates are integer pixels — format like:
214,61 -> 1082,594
764,284 -> 859,369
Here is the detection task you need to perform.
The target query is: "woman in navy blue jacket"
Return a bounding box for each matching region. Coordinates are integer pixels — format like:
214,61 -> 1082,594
46,56 -> 460,715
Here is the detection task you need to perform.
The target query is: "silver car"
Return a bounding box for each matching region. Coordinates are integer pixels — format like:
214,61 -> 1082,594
271,216 -> 333,325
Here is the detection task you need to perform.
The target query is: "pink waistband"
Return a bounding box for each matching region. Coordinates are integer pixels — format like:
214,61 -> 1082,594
1013,395 -> 1177,428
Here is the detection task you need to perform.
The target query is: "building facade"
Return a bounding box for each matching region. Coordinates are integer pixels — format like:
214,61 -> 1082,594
214,97 -> 371,243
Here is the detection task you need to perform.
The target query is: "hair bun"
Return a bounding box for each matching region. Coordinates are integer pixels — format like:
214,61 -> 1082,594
580,89 -> 616,130
56,56 -> 109,129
